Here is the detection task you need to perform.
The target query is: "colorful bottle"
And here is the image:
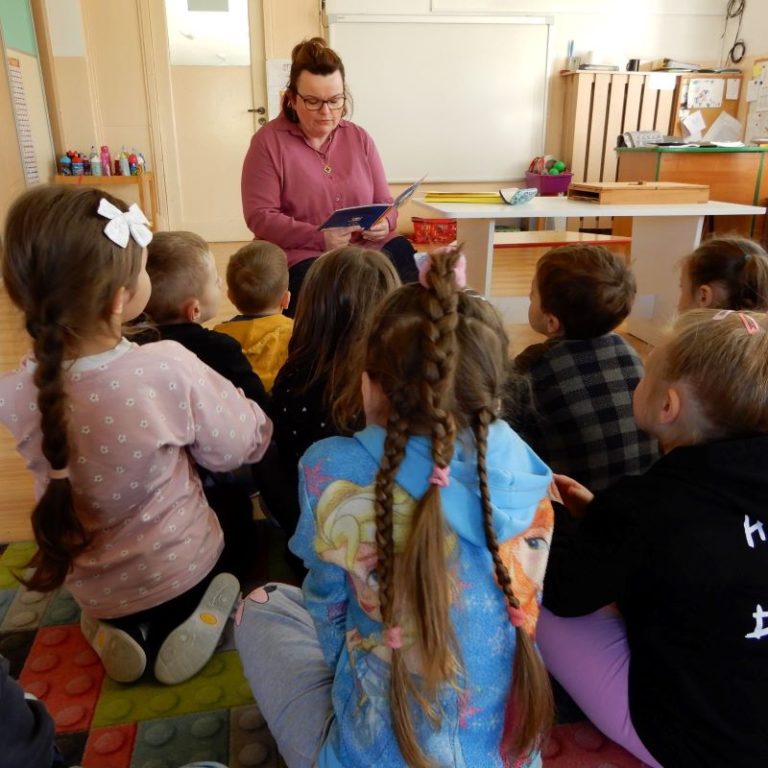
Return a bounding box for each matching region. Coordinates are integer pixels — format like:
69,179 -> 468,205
70,151 -> 84,176
89,146 -> 102,176
137,152 -> 147,173
58,154 -> 72,176
82,151 -> 91,176
128,150 -> 139,176
100,145 -> 112,177
118,147 -> 130,177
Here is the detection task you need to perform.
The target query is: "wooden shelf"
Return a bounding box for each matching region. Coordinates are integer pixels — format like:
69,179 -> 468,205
52,171 -> 158,230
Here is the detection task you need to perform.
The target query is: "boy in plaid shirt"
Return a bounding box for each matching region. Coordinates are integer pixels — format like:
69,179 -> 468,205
512,245 -> 658,492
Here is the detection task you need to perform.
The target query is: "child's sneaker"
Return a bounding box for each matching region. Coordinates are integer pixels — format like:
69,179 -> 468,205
154,572 -> 240,685
80,613 -> 147,683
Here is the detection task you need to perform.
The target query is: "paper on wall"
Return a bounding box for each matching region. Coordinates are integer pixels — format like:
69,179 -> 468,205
682,110 -> 706,140
686,78 -> 725,109
725,78 -> 741,100
702,112 -> 743,142
267,58 -> 291,120
747,79 -> 760,103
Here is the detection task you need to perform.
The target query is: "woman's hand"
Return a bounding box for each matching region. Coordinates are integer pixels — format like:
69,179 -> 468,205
552,474 -> 594,519
323,226 -> 360,251
361,219 -> 390,242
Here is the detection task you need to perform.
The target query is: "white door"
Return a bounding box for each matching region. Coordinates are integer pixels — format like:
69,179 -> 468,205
143,0 -> 267,241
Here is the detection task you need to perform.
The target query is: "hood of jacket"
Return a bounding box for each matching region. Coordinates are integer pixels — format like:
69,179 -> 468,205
354,420 -> 551,546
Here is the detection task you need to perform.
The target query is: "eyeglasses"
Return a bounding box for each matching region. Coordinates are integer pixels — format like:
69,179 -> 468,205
296,93 -> 346,111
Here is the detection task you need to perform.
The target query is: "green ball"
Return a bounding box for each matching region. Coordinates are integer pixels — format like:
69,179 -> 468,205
553,161 -> 566,171
549,168 -> 560,175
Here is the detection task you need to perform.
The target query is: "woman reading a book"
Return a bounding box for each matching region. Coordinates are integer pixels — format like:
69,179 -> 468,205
241,37 -> 418,315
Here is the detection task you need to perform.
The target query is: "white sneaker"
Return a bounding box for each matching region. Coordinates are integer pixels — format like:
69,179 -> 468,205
80,613 -> 147,683
153,572 -> 240,685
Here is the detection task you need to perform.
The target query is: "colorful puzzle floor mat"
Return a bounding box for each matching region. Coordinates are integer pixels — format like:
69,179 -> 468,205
0,541 -> 645,768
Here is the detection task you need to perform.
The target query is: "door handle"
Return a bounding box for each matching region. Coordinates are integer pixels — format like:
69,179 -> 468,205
248,107 -> 266,114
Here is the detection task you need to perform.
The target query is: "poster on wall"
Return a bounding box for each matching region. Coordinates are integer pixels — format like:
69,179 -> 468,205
266,58 -> 290,120
7,56 -> 39,185
686,78 -> 725,109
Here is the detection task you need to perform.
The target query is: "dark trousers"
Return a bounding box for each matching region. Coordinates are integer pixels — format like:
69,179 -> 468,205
286,235 -> 418,317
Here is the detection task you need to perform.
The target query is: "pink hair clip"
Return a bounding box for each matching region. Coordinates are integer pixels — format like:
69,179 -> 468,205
384,625 -> 403,649
429,464 -> 451,487
416,252 -> 468,290
712,309 -> 760,335
507,604 -> 526,628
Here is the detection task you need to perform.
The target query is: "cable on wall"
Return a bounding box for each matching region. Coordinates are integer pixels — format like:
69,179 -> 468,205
721,0 -> 746,64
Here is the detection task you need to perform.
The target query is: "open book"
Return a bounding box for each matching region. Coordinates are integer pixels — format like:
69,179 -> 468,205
319,174 -> 426,230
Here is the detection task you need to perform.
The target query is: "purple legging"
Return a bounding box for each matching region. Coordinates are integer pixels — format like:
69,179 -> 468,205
536,606 -> 662,768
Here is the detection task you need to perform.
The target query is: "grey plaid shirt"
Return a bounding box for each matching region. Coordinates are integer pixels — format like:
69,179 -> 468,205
514,333 -> 659,492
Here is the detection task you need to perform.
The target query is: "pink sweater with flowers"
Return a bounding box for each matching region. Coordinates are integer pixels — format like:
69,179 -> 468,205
0,339 -> 272,619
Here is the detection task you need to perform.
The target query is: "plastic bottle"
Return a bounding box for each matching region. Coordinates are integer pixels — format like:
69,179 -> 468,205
82,151 -> 91,176
70,152 -> 84,176
118,147 -> 130,177
100,145 -> 112,177
89,146 -> 102,176
128,150 -> 139,176
137,152 -> 147,173
58,154 -> 72,176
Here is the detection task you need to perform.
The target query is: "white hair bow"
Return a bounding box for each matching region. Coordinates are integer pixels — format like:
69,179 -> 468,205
97,199 -> 153,249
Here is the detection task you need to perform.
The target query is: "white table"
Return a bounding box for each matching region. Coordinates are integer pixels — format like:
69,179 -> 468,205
413,197 -> 766,345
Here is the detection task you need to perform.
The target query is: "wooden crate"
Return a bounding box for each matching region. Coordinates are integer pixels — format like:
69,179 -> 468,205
568,181 -> 709,204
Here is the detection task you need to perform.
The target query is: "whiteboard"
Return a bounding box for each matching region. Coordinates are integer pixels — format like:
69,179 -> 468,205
328,15 -> 551,182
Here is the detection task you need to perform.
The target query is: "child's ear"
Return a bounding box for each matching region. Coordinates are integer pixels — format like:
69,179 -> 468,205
181,297 -> 202,323
280,290 -> 291,310
545,312 -> 561,336
658,384 -> 682,425
111,287 -> 127,316
695,284 -> 714,308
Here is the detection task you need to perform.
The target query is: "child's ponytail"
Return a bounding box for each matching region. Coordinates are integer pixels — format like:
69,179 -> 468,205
474,406 -> 553,759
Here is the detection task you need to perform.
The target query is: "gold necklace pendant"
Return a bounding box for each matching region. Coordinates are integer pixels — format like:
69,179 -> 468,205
323,164 -> 332,174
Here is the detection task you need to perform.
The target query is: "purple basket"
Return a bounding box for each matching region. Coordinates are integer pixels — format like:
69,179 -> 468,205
525,171 -> 573,196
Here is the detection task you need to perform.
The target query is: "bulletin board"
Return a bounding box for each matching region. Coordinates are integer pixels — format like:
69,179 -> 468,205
670,72 -> 742,141
745,57 -> 768,145
328,14 -> 552,182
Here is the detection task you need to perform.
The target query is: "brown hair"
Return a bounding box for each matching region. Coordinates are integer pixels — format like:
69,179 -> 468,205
682,236 -> 768,311
535,244 -> 636,338
658,309 -> 768,440
281,37 -> 349,122
144,231 -> 210,323
365,248 -> 552,767
284,247 -> 399,432
1,185 -> 143,591
226,240 -> 288,314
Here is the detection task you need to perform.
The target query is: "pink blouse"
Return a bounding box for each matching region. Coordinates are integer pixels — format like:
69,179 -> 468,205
241,115 -> 398,268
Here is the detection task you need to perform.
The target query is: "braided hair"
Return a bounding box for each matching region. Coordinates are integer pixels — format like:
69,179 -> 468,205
2,185 -> 144,591
364,248 -> 552,766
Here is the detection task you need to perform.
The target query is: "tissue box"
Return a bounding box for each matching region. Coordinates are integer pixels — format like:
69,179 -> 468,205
524,171 -> 573,196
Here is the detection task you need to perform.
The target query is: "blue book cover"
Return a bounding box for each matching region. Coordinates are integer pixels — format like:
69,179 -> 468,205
319,174 -> 426,230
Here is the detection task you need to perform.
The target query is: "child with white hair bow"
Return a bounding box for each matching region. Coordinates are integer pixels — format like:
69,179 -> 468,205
0,185 -> 272,686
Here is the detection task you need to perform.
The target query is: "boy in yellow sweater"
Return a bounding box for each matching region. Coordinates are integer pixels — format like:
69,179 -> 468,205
215,241 -> 293,392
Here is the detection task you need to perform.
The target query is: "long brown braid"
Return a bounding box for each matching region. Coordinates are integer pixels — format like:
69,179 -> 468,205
475,407 -> 553,759
365,253 -> 553,765
2,185 -> 143,591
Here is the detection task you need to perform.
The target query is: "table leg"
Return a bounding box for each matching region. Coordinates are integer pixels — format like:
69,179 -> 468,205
456,218 -> 495,296
626,215 -> 704,346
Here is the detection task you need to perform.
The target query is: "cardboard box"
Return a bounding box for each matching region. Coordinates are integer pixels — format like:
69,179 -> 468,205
567,181 -> 709,204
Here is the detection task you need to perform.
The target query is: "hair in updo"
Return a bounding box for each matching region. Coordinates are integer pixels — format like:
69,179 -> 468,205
282,37 -> 349,121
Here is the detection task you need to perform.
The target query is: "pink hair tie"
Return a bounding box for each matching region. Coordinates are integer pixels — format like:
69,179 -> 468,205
384,625 -> 403,649
429,464 -> 451,487
507,604 -> 526,628
416,252 -> 468,290
48,467 -> 69,481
